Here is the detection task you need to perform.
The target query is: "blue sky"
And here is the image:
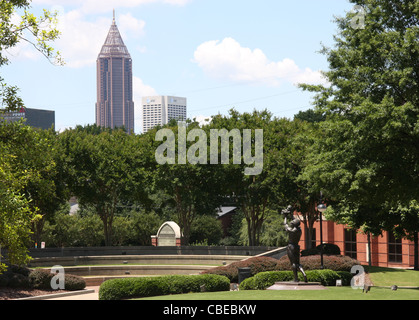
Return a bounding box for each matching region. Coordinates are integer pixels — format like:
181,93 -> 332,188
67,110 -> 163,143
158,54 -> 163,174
3,0 -> 355,134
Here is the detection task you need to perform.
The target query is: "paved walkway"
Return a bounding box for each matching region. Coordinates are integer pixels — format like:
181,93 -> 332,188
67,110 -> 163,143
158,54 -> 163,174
45,286 -> 100,300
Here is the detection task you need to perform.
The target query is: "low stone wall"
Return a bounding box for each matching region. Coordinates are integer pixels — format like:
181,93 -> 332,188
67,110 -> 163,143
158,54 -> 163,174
41,265 -> 213,277
27,246 -> 278,258
28,254 -> 249,268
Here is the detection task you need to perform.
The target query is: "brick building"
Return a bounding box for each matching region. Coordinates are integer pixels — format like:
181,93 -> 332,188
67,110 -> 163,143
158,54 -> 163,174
300,218 -> 417,269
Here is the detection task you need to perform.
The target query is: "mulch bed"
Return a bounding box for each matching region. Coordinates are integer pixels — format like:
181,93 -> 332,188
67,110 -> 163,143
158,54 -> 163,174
0,287 -> 68,300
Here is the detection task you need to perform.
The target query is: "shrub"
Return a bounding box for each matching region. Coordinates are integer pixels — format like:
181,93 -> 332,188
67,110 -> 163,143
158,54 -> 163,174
0,264 -> 32,288
301,243 -> 341,256
28,268 -> 86,291
276,255 -> 359,272
7,273 -> 30,288
201,257 -> 281,283
63,274 -> 86,291
203,255 -> 359,282
240,271 -> 294,290
99,274 -> 230,300
239,270 -> 353,290
190,215 -> 223,245
28,269 -> 51,289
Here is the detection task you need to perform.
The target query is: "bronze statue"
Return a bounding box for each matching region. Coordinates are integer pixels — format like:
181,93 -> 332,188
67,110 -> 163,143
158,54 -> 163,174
282,206 -> 308,283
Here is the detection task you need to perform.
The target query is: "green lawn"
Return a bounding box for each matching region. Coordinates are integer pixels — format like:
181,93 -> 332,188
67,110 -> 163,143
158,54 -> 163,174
137,287 -> 419,300
366,266 -> 419,287
136,266 -> 419,301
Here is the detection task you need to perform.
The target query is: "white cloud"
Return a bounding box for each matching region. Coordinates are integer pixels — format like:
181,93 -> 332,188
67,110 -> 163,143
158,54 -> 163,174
193,37 -> 326,87
33,0 -> 192,15
192,115 -> 212,127
50,8 -> 146,68
133,76 -> 158,133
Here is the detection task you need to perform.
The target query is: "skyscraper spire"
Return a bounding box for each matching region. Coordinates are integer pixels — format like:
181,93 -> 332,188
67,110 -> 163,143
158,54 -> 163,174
96,10 -> 134,133
98,11 -> 131,59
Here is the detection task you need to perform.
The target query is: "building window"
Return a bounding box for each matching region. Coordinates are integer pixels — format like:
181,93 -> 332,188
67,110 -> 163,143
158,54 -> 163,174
344,229 -> 357,259
388,233 -> 403,263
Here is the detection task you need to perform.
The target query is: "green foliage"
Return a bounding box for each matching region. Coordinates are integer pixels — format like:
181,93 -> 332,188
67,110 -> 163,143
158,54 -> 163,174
239,269 -> 352,290
42,211 -> 104,247
202,257 -> 283,283
98,274 -> 230,300
28,268 -> 85,291
239,210 -> 288,247
276,255 -> 360,272
294,109 -> 326,123
0,264 -> 31,288
0,121 -> 63,271
190,215 -> 223,245
299,0 -> 419,243
204,255 -> 359,283
301,243 -> 341,256
57,127 -> 150,246
0,266 -> 85,291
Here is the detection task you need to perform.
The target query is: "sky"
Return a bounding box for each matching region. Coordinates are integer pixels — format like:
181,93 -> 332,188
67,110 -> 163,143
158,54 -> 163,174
3,0 -> 355,134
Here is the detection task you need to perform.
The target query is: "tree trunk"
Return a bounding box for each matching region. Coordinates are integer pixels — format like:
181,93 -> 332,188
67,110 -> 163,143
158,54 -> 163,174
414,231 -> 418,271
367,232 -> 372,267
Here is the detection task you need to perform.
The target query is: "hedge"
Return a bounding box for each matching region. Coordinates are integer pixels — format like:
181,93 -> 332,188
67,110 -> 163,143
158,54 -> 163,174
28,269 -> 86,291
202,255 -> 359,283
201,257 -> 281,283
301,243 -> 341,256
275,255 -> 360,272
0,265 -> 86,291
99,274 -> 231,300
239,270 -> 353,290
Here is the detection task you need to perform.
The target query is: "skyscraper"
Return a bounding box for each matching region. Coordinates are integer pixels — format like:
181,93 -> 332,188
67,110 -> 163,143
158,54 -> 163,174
96,11 -> 134,133
142,96 -> 187,133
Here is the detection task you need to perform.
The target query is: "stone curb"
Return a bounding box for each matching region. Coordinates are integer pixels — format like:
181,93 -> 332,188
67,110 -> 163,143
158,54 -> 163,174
15,289 -> 96,300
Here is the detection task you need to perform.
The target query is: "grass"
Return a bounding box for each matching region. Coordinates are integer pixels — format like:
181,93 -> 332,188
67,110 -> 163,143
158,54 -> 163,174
137,287 -> 419,300
366,266 -> 419,287
135,266 -> 419,301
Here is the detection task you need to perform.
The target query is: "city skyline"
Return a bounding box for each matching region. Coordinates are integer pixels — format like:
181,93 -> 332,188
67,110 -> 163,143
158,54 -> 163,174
96,11 -> 135,133
3,0 -> 355,134
142,95 -> 187,133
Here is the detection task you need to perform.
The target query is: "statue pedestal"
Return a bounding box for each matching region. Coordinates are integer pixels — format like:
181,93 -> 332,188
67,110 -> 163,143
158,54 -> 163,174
267,282 -> 326,291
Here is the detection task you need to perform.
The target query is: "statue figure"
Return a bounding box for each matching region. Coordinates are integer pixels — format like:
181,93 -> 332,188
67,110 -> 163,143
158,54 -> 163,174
282,206 -> 308,283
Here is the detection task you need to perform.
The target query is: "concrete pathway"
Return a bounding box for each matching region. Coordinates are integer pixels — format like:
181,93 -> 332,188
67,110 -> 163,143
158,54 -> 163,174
40,286 -> 100,300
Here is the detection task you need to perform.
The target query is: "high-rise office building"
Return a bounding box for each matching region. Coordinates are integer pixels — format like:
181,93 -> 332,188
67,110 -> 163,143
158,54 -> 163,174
96,11 -> 134,133
1,107 -> 55,130
142,96 -> 187,133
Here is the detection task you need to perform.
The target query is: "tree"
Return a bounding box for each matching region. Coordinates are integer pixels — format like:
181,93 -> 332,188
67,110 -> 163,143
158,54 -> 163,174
0,1 -> 63,272
151,120 -> 224,245
24,128 -> 68,245
0,0 -> 63,111
299,0 -> 419,267
57,126 -> 149,246
0,121 -> 44,272
208,109 -> 308,246
294,109 -> 326,123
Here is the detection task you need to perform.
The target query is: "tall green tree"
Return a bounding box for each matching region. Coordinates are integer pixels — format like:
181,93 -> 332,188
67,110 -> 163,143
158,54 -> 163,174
209,109 -> 308,246
57,126 -> 149,246
0,1 -> 63,272
0,121 -> 45,271
151,120 -> 224,245
300,0 -> 419,268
